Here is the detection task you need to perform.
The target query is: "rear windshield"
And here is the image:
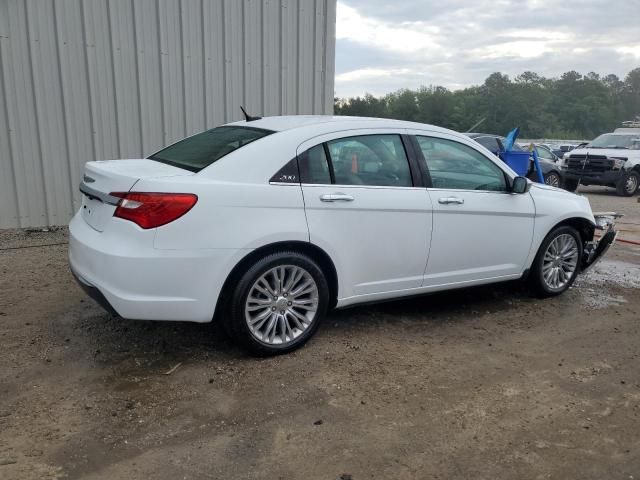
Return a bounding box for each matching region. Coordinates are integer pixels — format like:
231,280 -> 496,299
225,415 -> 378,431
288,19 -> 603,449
148,126 -> 274,172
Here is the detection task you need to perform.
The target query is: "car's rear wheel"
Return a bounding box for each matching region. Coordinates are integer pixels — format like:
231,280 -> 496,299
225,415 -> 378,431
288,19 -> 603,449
530,225 -> 582,297
226,251 -> 329,356
544,172 -> 561,188
616,171 -> 639,196
563,178 -> 579,192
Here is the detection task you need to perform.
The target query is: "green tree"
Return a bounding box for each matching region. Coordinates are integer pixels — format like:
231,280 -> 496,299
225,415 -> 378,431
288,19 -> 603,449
335,67 -> 640,139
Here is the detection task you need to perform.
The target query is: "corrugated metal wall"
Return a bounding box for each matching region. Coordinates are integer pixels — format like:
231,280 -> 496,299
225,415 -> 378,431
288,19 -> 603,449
0,0 -> 336,228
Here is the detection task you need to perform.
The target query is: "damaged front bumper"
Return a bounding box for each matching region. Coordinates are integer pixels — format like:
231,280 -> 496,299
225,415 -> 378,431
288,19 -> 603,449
581,212 -> 622,273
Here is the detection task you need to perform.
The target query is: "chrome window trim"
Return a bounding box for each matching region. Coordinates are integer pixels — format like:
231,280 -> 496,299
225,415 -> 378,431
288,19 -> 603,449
425,187 -> 514,195
300,183 -> 424,191
269,181 -> 301,186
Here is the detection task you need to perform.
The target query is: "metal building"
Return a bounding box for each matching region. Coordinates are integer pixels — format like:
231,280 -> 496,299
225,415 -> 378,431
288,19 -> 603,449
0,0 -> 336,228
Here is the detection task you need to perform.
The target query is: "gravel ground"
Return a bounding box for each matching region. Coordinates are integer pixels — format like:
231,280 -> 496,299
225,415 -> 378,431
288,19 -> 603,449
1,188 -> 639,479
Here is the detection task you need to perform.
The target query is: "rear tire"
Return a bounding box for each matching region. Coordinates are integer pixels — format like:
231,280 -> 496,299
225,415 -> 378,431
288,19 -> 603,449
563,178 -> 579,192
225,251 -> 329,356
616,171 -> 639,197
529,226 -> 582,297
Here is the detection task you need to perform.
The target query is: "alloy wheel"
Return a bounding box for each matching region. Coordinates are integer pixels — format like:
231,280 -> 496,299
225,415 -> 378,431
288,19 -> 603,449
545,173 -> 560,188
625,174 -> 638,194
542,233 -> 579,290
244,265 -> 319,345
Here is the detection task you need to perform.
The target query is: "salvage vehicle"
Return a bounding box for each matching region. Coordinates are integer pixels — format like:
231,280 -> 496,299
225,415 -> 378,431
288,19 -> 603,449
69,116 -> 618,355
465,133 -> 564,187
562,127 -> 640,196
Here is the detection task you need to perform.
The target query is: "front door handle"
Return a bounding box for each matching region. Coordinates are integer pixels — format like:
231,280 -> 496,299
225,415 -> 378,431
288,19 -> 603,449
438,196 -> 464,205
320,193 -> 354,202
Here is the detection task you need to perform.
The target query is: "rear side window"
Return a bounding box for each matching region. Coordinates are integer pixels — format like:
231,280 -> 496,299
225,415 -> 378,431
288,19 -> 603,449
149,126 -> 273,172
326,135 -> 412,187
299,144 -> 332,184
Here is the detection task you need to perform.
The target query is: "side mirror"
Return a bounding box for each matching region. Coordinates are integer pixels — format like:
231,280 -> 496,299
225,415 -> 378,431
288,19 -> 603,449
511,176 -> 530,194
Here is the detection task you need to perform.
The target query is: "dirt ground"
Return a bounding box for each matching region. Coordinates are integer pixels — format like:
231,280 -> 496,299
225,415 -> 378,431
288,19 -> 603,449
1,187 -> 639,479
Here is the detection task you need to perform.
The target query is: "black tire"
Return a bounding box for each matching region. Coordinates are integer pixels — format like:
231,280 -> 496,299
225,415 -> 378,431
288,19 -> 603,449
544,172 -> 561,188
615,171 -> 639,197
563,178 -> 579,192
529,225 -> 583,298
225,251 -> 329,356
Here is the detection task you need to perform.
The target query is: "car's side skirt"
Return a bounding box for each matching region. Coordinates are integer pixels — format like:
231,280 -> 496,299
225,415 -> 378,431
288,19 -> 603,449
335,273 -> 523,309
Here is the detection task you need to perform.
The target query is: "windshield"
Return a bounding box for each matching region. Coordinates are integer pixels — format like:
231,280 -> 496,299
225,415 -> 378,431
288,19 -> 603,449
587,134 -> 640,150
149,126 -> 274,172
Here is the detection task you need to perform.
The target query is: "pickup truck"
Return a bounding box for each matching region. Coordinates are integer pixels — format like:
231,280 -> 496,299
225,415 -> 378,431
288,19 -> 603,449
561,128 -> 640,196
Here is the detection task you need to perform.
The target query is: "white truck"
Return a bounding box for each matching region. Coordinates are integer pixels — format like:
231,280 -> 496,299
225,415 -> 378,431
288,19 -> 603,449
561,125 -> 640,196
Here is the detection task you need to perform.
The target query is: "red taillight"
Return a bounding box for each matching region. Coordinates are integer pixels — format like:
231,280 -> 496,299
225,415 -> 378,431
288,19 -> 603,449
110,192 -> 198,229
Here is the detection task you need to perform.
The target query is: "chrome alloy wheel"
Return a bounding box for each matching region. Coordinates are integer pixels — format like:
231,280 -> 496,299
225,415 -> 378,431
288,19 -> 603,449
244,265 -> 319,345
545,173 -> 560,188
625,174 -> 638,194
542,233 -> 579,290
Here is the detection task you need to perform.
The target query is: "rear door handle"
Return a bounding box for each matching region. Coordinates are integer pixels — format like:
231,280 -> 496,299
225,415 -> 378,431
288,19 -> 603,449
320,193 -> 354,202
438,196 -> 464,205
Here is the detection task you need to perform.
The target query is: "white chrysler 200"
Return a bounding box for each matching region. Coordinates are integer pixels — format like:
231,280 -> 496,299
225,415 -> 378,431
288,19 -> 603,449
69,116 -> 617,355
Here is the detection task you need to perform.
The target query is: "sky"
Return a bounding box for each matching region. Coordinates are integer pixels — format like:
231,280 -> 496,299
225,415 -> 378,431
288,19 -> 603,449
334,0 -> 640,98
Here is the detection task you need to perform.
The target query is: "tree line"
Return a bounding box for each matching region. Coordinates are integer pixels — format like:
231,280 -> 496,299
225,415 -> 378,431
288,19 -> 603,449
334,68 -> 640,140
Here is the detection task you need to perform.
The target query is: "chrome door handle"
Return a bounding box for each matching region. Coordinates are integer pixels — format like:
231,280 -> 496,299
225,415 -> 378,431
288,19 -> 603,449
320,193 -> 354,202
438,196 -> 464,205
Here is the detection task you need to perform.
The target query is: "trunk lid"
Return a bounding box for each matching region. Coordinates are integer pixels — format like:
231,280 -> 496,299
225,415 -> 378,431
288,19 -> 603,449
80,159 -> 193,232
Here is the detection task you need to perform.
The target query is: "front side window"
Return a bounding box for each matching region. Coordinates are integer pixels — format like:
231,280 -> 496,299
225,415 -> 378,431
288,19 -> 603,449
535,146 -> 554,161
325,135 -> 412,187
416,136 -> 507,191
149,126 -> 273,172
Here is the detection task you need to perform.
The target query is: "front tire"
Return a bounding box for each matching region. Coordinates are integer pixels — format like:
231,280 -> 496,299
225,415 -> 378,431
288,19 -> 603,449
563,178 -> 579,192
225,251 -> 329,356
544,172 -> 561,188
616,171 -> 639,197
530,226 -> 582,297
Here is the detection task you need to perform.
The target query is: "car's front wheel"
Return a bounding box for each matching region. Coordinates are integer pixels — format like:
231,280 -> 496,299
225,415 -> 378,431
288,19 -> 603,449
530,225 -> 582,297
616,171 -> 639,197
226,251 -> 329,356
544,171 -> 561,188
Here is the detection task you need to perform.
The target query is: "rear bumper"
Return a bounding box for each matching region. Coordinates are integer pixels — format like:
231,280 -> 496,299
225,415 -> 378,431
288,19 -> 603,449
71,266 -> 119,317
68,212 -> 247,323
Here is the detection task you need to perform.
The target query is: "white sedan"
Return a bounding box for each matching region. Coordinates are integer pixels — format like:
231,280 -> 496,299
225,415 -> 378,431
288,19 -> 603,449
69,116 -> 617,355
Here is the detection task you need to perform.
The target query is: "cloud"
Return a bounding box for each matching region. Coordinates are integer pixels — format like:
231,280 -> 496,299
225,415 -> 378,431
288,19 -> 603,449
336,3 -> 440,54
335,0 -> 640,97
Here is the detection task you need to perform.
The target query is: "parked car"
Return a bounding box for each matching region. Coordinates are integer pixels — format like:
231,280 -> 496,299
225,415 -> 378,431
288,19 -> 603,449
530,144 -> 563,188
69,116 -> 618,355
551,144 -> 577,157
561,127 -> 640,196
465,134 -> 564,188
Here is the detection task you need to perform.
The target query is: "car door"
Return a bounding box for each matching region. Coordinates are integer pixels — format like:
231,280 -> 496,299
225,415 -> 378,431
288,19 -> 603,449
410,132 -> 535,286
297,130 -> 432,301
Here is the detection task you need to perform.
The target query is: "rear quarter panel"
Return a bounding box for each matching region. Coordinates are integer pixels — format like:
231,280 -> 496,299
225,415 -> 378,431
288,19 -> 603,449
138,176 -> 309,250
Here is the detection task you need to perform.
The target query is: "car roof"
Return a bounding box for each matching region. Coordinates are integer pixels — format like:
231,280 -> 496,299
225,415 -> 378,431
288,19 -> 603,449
226,115 -> 456,136
465,132 -> 503,139
602,131 -> 640,136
